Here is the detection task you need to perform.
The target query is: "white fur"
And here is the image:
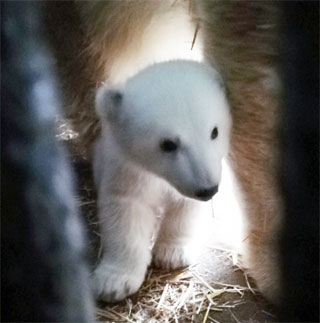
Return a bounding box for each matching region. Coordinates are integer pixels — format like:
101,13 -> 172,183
105,1 -> 204,84
92,60 -> 231,302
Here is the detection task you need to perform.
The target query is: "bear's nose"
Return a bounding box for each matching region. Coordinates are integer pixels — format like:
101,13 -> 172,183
195,186 -> 219,201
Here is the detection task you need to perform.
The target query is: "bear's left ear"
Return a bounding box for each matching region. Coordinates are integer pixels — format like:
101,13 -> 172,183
95,85 -> 124,121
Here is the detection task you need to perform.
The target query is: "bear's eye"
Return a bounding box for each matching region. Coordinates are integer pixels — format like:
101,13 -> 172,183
211,127 -> 218,140
160,139 -> 179,153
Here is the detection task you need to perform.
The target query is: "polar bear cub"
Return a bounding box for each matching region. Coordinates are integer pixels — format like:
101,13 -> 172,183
92,60 -> 231,302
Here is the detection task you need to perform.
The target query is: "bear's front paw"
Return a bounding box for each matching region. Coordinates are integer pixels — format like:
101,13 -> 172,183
152,242 -> 197,270
92,262 -> 146,302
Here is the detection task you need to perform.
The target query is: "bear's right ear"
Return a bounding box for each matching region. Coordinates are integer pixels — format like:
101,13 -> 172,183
95,85 -> 124,122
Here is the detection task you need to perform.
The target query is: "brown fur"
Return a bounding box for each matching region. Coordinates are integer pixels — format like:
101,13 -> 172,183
45,0 -> 283,301
44,1 -> 199,156
197,0 -> 283,300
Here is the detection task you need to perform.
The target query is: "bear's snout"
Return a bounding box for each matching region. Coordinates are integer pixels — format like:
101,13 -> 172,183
194,185 -> 219,201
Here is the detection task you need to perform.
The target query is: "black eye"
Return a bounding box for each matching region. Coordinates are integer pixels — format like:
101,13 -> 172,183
211,127 -> 218,140
160,139 -> 179,153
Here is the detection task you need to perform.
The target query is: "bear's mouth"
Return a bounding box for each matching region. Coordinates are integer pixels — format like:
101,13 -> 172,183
194,186 -> 219,201
175,185 -> 219,202
194,195 -> 214,202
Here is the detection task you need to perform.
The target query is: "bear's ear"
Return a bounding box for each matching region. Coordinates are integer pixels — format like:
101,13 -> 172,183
95,85 -> 124,121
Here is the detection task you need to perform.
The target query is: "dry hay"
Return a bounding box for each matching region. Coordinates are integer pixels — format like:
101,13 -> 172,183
94,251 -> 262,323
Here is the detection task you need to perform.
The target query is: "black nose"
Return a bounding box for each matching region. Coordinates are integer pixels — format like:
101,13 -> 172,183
195,186 -> 219,201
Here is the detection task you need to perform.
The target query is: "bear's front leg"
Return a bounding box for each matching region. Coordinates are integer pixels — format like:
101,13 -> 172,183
153,198 -> 208,269
92,197 -> 156,302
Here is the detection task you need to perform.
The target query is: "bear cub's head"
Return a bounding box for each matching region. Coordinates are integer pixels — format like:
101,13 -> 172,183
96,60 -> 231,201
